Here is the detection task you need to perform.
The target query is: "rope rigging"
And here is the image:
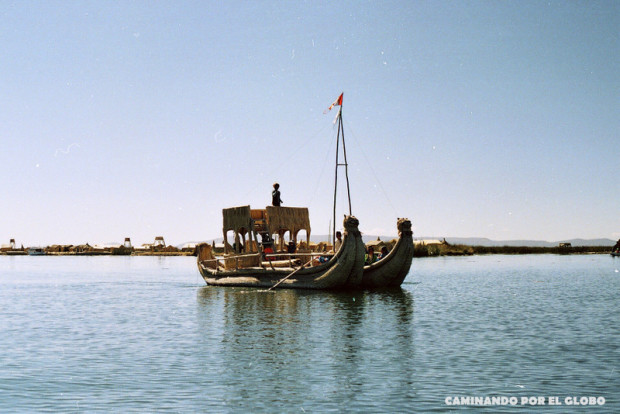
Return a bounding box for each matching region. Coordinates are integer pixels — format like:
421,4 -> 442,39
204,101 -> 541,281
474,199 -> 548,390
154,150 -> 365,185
343,117 -> 399,219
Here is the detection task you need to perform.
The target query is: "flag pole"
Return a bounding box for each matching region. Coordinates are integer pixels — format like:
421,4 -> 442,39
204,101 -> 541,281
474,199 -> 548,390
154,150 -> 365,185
331,93 -> 351,248
332,108 -> 340,248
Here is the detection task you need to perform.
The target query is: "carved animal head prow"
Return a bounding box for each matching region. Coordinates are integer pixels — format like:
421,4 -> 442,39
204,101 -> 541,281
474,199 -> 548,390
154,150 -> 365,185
343,215 -> 360,232
397,218 -> 413,235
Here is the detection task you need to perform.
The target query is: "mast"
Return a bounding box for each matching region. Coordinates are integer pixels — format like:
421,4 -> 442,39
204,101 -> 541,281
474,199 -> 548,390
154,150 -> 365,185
327,219 -> 332,249
331,95 -> 352,247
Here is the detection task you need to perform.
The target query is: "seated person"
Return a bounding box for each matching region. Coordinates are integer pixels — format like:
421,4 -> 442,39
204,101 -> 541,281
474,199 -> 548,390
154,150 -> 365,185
287,241 -> 296,254
365,246 -> 377,265
262,243 -> 274,260
377,246 -> 389,260
312,255 -> 331,266
260,232 -> 272,244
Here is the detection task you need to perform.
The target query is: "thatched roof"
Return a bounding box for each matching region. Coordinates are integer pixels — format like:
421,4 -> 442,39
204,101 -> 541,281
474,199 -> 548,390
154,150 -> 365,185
222,205 -> 311,240
265,206 -> 310,236
366,237 -> 386,248
223,205 -> 252,233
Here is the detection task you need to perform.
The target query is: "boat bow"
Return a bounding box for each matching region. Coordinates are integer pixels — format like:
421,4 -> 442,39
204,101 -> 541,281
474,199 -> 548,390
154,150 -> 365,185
361,218 -> 414,289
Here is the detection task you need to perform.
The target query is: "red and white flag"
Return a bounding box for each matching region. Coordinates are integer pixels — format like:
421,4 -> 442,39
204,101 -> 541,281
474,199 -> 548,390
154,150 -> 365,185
324,93 -> 343,113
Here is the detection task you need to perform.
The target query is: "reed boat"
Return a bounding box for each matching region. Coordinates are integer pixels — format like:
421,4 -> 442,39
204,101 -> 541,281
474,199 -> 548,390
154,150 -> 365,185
27,247 -> 46,256
361,218 -> 414,289
196,93 -> 410,290
197,214 -> 365,290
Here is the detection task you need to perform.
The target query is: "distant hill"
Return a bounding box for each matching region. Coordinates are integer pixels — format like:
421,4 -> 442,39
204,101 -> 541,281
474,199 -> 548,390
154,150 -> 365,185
440,237 -> 616,247
184,236 -> 616,247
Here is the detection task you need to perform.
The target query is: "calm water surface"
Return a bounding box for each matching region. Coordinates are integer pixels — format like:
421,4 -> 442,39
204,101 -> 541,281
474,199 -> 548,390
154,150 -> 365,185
1,254 -> 618,412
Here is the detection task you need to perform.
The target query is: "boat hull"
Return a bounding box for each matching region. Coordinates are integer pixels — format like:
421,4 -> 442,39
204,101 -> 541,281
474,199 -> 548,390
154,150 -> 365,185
361,218 -> 414,289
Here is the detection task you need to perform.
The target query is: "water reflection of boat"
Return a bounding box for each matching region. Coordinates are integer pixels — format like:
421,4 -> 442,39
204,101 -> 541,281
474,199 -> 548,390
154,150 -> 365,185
362,218 -> 414,289
196,284 -> 413,319
195,285 -> 415,400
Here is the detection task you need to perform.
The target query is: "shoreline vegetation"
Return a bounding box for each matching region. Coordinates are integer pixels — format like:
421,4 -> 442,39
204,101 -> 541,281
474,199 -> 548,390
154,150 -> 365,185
413,243 -> 612,257
0,251 -> 195,256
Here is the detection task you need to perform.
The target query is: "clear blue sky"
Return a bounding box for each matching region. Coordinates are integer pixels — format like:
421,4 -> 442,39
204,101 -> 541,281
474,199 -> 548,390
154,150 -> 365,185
1,0 -> 618,246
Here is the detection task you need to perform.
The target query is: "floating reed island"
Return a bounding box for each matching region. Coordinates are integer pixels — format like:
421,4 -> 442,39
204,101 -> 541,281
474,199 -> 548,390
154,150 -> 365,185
412,240 -> 613,256
0,237 -> 195,256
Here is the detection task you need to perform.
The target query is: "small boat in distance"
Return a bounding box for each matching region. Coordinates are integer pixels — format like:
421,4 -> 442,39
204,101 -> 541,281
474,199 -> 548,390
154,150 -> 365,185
612,239 -> 620,257
28,247 -> 46,256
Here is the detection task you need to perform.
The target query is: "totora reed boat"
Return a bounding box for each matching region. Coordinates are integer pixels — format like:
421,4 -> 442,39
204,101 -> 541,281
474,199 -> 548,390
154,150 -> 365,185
196,93 -> 413,290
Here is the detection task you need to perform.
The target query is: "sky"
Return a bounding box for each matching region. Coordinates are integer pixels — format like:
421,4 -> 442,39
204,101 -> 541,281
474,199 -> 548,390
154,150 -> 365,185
1,0 -> 618,247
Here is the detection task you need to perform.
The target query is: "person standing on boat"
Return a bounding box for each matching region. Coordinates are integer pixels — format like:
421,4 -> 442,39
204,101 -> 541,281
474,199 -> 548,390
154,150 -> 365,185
272,183 -> 283,206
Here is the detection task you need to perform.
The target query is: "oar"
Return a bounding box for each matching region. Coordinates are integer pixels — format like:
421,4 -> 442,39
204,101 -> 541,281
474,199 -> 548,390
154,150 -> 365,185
268,260 -> 312,291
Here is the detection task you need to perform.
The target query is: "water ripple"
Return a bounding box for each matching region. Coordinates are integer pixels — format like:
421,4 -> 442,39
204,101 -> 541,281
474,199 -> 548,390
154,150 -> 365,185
0,255 -> 618,412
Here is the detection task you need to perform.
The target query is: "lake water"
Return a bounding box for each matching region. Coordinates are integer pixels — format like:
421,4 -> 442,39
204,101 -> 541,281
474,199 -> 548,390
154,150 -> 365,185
1,254 -> 618,412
